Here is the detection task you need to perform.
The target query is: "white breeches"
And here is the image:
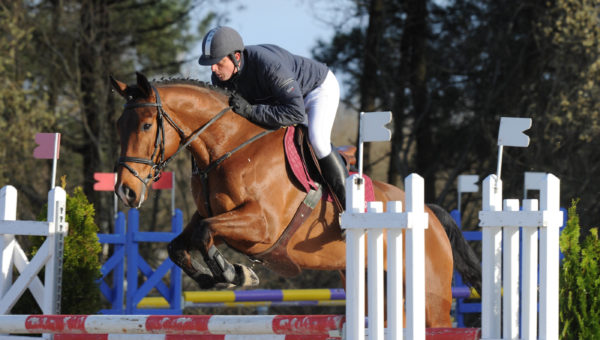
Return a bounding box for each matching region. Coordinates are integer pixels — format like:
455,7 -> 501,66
304,70 -> 340,159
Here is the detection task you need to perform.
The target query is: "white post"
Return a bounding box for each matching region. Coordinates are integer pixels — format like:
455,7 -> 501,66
344,174 -> 365,340
539,174 -> 560,340
521,199 -> 539,340
0,186 -> 17,302
387,200 -> 403,340
44,187 -> 67,315
367,201 -> 384,340
503,199 -> 520,339
481,175 -> 502,339
50,133 -> 59,190
405,174 -> 427,340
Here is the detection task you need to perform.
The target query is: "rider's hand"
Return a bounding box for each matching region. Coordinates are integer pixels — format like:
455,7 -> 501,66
229,93 -> 254,118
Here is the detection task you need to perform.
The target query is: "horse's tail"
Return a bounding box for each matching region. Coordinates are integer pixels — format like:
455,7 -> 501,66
427,203 -> 482,295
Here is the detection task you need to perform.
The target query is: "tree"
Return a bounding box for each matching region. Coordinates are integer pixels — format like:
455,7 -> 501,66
0,0 -> 215,230
314,0 -> 600,228
524,0 -> 600,227
0,1 -> 56,217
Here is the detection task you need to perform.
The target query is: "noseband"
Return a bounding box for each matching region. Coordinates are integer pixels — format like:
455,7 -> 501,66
117,85 -> 230,186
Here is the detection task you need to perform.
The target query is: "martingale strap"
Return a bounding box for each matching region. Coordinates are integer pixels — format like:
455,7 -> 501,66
250,184 -> 323,277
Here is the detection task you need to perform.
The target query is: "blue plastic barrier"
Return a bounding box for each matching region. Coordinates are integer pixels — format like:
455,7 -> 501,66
97,208 -> 183,314
97,212 -> 126,314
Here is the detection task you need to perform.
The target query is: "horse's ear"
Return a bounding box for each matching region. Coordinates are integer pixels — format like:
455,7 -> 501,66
136,72 -> 153,98
110,75 -> 128,98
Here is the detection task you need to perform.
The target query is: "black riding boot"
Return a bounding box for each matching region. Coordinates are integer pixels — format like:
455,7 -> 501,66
318,151 -> 349,209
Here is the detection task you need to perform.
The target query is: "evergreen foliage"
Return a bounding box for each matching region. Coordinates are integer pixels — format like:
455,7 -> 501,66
559,200 -> 600,339
59,186 -> 103,313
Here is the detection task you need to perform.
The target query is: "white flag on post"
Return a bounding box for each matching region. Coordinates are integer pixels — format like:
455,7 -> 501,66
360,111 -> 392,142
458,175 -> 479,194
497,117 -> 532,147
495,117 -> 533,184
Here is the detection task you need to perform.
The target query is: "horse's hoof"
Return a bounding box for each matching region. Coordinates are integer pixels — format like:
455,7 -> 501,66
215,282 -> 236,289
234,264 -> 259,287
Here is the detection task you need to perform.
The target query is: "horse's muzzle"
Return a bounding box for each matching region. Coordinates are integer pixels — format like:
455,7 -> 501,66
116,183 -> 145,208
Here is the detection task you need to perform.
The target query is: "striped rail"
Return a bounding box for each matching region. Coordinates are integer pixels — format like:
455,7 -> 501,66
0,314 -> 343,337
0,314 -> 481,339
137,287 -> 479,309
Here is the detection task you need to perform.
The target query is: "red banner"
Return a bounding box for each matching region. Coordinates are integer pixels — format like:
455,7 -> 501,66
93,173 -> 115,191
152,171 -> 173,190
33,133 -> 61,159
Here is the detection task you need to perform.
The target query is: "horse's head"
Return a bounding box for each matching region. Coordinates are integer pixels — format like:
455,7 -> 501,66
110,72 -> 174,207
111,72 -> 258,208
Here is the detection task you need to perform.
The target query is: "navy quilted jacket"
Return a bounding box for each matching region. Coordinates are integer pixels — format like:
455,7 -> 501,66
212,44 -> 328,128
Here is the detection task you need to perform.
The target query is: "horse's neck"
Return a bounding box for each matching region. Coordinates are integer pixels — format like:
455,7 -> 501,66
164,86 -> 260,166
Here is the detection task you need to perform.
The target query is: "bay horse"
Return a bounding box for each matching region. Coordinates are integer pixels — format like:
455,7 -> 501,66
110,72 -> 481,327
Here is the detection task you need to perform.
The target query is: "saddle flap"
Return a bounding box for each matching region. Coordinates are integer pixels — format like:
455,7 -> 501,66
283,126 -> 375,202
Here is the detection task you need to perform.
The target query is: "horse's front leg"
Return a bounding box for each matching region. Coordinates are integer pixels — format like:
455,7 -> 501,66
193,201 -> 267,287
167,212 -> 219,289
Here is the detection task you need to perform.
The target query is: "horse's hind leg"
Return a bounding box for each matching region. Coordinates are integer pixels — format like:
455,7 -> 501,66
425,291 -> 453,327
167,212 -> 218,289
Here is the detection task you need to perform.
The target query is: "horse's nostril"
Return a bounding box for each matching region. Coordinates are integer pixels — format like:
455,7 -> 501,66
121,185 -> 137,205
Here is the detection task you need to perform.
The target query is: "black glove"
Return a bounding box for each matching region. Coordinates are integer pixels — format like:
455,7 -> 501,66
229,93 -> 254,118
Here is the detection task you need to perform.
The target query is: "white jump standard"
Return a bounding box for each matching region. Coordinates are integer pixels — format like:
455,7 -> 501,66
479,173 -> 562,340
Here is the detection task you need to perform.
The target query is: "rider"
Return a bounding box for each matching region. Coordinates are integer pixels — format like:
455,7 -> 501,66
198,26 -> 348,207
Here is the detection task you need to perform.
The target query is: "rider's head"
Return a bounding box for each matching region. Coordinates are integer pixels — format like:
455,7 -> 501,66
198,26 -> 244,81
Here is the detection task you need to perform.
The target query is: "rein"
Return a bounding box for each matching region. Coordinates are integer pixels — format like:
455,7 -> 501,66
117,85 -> 274,213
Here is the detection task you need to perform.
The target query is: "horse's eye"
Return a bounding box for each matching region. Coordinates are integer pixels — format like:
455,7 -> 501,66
142,123 -> 152,131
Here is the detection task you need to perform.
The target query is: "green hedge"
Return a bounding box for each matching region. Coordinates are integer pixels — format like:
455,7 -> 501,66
559,200 -> 600,339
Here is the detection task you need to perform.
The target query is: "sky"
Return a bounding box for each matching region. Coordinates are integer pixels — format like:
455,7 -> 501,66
209,0 -> 336,57
182,0 -> 349,83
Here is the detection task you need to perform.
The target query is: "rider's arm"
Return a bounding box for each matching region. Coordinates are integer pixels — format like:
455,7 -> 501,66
247,66 -> 307,129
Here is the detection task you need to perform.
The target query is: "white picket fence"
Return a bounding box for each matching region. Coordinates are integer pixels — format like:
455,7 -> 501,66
0,172 -> 563,340
341,173 -> 428,340
479,173 -> 562,340
340,172 -> 562,340
0,185 -> 68,339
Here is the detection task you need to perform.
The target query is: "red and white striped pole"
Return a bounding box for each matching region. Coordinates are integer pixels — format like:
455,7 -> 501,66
0,314 -> 344,336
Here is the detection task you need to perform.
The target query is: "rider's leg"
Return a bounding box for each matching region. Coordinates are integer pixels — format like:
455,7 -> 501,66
318,150 -> 349,206
304,70 -> 346,207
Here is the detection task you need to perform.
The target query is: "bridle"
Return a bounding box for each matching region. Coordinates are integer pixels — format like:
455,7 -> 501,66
117,85 -> 230,186
117,84 -> 273,214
